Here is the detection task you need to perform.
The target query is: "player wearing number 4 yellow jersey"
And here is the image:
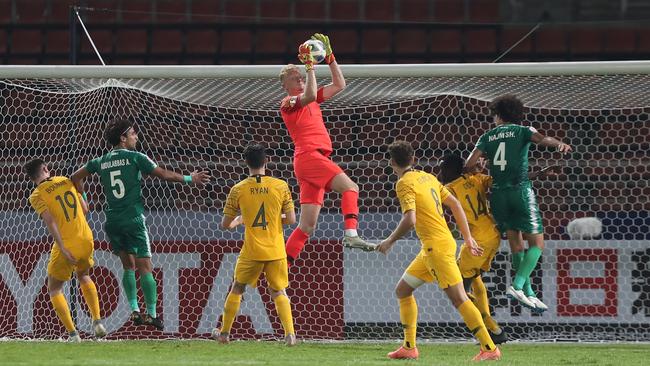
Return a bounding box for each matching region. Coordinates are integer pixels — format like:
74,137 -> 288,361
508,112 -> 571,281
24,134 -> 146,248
24,159 -> 106,342
213,143 -> 298,346
376,141 -> 501,362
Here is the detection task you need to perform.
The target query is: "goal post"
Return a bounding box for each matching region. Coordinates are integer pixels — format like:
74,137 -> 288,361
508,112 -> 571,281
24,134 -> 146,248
1,61 -> 649,341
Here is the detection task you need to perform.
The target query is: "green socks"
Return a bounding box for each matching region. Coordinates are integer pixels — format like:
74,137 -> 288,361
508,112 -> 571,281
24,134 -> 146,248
140,272 -> 158,318
513,246 -> 542,292
122,270 -> 139,312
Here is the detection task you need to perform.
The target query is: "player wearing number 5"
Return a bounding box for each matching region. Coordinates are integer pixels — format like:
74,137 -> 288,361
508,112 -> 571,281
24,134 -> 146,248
71,118 -> 210,330
465,95 -> 572,310
214,144 -> 297,346
24,159 -> 106,342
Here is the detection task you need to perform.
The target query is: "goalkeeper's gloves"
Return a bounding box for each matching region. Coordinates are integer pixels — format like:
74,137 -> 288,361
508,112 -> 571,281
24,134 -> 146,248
298,42 -> 315,72
311,33 -> 335,64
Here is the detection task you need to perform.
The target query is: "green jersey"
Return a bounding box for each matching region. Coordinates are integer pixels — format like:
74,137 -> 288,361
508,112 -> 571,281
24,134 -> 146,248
85,149 -> 157,222
475,124 -> 536,190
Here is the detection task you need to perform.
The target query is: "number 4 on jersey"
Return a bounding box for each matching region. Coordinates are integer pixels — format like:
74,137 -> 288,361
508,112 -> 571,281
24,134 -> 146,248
494,142 -> 507,171
252,202 -> 268,230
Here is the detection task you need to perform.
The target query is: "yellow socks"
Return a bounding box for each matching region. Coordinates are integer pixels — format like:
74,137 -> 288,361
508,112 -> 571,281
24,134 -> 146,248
458,299 -> 496,351
273,294 -> 295,335
471,277 -> 500,333
50,292 -> 75,332
220,293 -> 242,334
399,296 -> 418,349
80,281 -> 101,321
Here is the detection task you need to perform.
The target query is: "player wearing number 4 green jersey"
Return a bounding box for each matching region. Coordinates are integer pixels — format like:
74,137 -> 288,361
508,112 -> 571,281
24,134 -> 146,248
465,95 -> 572,311
71,118 -> 210,330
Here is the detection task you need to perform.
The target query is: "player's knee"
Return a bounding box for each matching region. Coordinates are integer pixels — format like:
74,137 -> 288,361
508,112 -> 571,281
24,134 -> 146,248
347,182 -> 359,192
76,273 -> 92,285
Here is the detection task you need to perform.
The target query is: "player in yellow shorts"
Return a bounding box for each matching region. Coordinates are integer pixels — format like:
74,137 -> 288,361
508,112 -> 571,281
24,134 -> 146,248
24,159 -> 106,342
376,141 -> 501,362
438,153 -> 506,344
213,143 -> 298,346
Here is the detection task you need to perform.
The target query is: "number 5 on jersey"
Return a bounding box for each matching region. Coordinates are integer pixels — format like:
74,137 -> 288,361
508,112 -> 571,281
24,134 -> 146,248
110,170 -> 125,198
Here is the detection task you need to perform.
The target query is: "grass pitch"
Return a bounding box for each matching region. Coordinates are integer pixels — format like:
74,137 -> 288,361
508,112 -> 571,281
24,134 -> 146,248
1,340 -> 647,365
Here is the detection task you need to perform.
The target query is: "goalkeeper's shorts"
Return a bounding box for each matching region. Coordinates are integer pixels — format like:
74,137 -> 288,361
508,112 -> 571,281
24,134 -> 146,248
404,240 -> 462,289
294,150 -> 343,206
490,182 -> 544,235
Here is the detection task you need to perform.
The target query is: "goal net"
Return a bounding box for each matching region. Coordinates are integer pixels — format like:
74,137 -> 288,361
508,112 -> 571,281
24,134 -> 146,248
1,62 -> 649,341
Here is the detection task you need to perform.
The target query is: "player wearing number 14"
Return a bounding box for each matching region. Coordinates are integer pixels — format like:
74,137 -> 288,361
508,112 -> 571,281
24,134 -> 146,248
71,118 -> 210,330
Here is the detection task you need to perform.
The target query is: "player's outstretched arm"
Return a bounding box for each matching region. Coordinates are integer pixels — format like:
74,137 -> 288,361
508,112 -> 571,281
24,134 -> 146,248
312,33 -> 346,100
40,210 -> 77,265
443,195 -> 483,257
464,147 -> 484,173
529,165 -> 562,180
531,131 -> 573,154
149,167 -> 211,186
377,210 -> 415,255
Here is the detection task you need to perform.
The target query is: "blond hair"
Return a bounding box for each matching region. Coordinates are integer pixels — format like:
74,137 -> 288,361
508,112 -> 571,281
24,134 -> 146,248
279,64 -> 300,84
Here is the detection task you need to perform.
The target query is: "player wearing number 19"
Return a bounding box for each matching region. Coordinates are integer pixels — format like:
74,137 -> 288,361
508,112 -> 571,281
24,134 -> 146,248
24,159 -> 106,342
213,143 -> 297,346
465,95 -> 572,310
71,118 -> 210,330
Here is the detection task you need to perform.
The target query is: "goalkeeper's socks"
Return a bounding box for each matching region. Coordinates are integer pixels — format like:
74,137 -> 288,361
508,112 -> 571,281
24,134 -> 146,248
341,190 -> 359,230
273,294 -> 295,336
80,281 -> 101,321
221,293 -> 242,334
513,246 -> 543,290
140,272 -> 158,318
457,299 -> 496,352
286,227 -> 309,263
399,296 -> 418,349
51,292 -> 76,332
122,269 -> 139,312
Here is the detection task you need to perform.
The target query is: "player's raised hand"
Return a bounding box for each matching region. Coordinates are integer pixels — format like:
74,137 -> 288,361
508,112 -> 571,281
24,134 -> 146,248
311,33 -> 335,64
190,170 -> 211,186
298,42 -> 315,71
557,142 -> 572,154
467,237 -> 484,257
377,239 -> 394,255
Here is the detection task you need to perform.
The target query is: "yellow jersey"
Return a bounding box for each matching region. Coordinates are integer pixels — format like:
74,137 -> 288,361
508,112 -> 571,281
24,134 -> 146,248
224,175 -> 294,261
446,173 -> 500,242
28,176 -> 93,244
396,170 -> 455,247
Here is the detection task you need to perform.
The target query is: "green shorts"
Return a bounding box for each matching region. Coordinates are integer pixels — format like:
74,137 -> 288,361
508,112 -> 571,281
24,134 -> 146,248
490,182 -> 544,235
105,215 -> 152,258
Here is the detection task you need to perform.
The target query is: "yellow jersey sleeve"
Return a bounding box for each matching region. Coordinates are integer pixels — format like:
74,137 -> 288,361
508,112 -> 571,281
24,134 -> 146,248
281,182 -> 294,214
223,185 -> 240,218
29,189 -> 47,215
477,173 -> 493,192
396,178 -> 416,213
439,182 -> 451,202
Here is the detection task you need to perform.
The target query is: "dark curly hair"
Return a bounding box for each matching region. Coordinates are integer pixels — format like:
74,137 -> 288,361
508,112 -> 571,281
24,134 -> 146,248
488,94 -> 524,124
104,118 -> 134,146
23,158 -> 45,180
